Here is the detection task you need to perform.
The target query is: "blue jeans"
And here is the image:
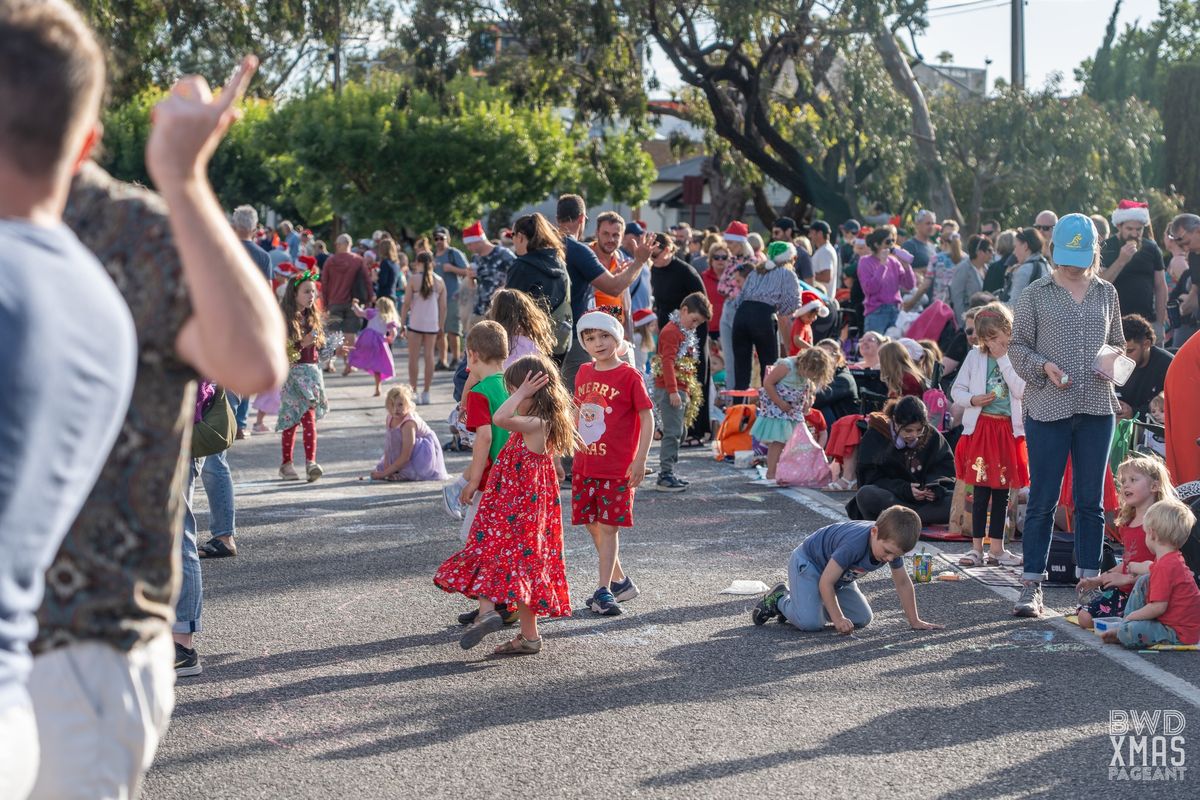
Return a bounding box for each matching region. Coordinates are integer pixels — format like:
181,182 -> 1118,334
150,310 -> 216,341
1116,574 -> 1182,647
227,391 -> 250,431
864,304 -> 899,334
777,551 -> 874,631
174,451 -> 236,634
1022,414 -> 1114,582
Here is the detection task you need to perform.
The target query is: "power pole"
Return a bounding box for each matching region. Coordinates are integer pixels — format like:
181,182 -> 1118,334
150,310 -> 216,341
1011,0 -> 1025,91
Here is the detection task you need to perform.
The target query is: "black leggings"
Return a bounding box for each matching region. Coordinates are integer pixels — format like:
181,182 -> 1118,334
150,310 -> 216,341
972,486 -> 1011,542
732,301 -> 778,390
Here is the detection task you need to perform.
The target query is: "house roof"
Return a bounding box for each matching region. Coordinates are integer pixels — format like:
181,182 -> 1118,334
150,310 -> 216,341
655,155 -> 707,183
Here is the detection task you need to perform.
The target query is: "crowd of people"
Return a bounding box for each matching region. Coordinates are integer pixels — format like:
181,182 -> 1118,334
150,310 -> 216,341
5,3 -> 1200,799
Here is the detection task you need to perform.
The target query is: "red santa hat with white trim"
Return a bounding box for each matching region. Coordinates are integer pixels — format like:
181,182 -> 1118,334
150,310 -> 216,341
723,220 -> 749,243
462,220 -> 486,244
631,308 -> 656,328
794,290 -> 829,319
1111,199 -> 1150,227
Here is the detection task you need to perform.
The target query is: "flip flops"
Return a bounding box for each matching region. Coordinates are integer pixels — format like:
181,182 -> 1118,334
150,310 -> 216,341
198,537 -> 237,559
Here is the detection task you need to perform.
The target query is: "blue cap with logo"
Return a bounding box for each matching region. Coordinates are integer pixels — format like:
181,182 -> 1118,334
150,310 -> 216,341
1052,213 -> 1098,268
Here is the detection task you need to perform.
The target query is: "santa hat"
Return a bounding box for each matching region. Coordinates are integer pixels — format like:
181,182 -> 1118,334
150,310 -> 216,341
578,391 -> 613,415
794,291 -> 829,319
854,227 -> 873,246
462,220 -> 486,244
576,310 -> 629,356
1111,199 -> 1150,227
723,220 -> 749,243
631,308 -> 656,328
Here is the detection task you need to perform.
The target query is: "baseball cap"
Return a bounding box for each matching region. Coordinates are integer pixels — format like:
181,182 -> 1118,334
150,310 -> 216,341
1052,213 -> 1098,268
809,220 -> 831,236
626,221 -> 646,236
840,219 -> 861,233
433,225 -> 449,237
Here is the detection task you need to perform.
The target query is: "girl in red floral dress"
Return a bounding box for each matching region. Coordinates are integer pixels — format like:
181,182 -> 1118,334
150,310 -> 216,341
434,354 -> 581,656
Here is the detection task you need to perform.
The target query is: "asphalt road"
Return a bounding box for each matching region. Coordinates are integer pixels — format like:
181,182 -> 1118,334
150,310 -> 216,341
144,355 -> 1200,799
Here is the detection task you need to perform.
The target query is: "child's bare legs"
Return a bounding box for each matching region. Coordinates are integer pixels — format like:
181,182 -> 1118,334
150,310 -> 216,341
587,522 -> 625,588
766,441 -> 784,479
373,372 -> 382,396
1077,608 -> 1095,630
408,336 -> 421,392
421,333 -> 436,393
516,601 -> 539,642
840,450 -> 858,482
477,597 -> 496,616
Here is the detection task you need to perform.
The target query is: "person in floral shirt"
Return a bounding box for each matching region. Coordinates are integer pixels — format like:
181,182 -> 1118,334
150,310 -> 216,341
463,220 -> 514,329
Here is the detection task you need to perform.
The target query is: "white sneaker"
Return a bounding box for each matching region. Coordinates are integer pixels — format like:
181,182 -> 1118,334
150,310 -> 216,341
1013,581 -> 1043,618
442,478 -> 467,520
306,462 -> 323,483
279,462 -> 300,481
420,390 -> 431,406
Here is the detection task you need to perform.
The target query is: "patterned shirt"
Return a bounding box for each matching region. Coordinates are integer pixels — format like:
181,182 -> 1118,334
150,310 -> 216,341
1009,273 -> 1124,422
728,264 -> 801,317
34,163 -> 197,654
471,245 -> 515,316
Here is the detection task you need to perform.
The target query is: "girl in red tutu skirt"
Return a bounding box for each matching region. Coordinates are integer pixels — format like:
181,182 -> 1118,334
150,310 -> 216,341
434,354 -> 581,656
950,303 -> 1029,567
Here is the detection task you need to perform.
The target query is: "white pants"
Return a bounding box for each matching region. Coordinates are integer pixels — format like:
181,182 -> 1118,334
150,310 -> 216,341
0,698 -> 39,799
27,632 -> 175,800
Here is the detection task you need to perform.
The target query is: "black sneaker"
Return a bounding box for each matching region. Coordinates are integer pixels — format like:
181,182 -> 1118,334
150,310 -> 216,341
655,473 -> 687,492
611,576 -> 640,603
753,582 -> 789,626
589,587 -> 622,616
174,642 -> 202,677
457,604 -> 518,626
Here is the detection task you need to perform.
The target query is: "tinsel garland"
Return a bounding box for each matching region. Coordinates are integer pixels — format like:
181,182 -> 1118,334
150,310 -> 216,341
651,311 -> 703,429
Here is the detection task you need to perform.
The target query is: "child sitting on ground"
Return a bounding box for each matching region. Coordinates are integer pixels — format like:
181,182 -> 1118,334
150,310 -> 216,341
370,385 -> 449,482
753,506 -> 943,633
652,292 -> 712,492
1103,499 -> 1200,648
1076,455 -> 1174,629
751,346 -> 836,484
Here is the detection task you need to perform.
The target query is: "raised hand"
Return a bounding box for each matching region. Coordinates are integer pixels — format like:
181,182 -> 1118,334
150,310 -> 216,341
147,55 -> 258,189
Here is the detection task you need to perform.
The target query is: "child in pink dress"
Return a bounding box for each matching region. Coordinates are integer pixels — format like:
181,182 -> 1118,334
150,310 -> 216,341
371,386 -> 449,482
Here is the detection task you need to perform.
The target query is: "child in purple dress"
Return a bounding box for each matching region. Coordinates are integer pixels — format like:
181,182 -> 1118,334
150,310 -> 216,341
371,385 -> 450,482
348,297 -> 401,396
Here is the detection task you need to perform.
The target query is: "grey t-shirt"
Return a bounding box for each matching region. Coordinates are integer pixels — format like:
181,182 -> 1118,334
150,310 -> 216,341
435,247 -> 468,297
0,220 -> 136,711
241,239 -> 273,283
799,520 -> 903,586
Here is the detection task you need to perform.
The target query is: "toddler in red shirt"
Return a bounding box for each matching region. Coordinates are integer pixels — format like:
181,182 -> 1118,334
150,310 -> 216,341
788,290 -> 828,355
1104,499 -> 1200,648
573,310 -> 655,617
652,292 -> 712,491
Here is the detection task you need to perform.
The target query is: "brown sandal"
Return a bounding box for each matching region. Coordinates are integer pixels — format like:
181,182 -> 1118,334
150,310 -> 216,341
492,634 -> 542,656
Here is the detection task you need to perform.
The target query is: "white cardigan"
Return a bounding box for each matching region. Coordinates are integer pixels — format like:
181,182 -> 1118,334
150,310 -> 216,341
950,349 -> 1026,436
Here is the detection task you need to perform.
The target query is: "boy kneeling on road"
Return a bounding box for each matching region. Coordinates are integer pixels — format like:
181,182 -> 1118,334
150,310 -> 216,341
754,506 -> 944,633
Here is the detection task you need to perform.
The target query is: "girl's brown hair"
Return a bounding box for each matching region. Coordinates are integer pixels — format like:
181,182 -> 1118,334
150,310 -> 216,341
794,346 -> 835,390
878,340 -> 925,396
414,251 -> 436,298
488,288 -> 554,356
1115,455 -> 1177,527
917,339 -> 943,379
377,236 -> 398,262
280,276 -> 325,348
503,354 -> 582,456
866,224 -> 897,253
972,302 -> 1013,352
512,212 -> 565,262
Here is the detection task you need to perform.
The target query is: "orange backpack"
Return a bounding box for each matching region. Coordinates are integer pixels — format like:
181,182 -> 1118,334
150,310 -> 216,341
714,403 -> 756,460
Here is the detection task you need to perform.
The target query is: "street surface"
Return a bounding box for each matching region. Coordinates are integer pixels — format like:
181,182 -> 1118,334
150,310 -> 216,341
145,351 -> 1200,799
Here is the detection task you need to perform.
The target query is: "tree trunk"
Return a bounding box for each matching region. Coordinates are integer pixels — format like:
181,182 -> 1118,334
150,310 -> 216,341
701,155 -> 751,228
751,184 -> 776,227
874,31 -> 962,224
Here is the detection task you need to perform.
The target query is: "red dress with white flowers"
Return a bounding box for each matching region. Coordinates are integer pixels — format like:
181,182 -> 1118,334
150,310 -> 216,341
433,433 -> 571,617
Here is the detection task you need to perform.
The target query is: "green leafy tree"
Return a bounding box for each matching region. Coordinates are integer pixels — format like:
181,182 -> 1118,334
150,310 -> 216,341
934,85 -> 1161,230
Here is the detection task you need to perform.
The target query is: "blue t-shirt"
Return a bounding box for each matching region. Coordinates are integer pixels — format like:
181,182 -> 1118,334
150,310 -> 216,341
984,356 -> 1013,417
241,239 -> 273,283
565,236 -> 606,326
0,220 -> 136,711
435,247 -> 468,297
799,520 -> 903,586
902,237 -> 938,271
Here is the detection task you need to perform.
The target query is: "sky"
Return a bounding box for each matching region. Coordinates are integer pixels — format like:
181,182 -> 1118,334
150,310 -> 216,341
647,0 -> 1165,95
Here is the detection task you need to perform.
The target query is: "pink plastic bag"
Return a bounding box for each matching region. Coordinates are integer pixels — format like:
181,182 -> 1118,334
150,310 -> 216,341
776,421 -> 832,488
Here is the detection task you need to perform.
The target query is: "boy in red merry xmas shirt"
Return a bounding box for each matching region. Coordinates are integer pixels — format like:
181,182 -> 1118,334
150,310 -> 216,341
573,310 -> 654,616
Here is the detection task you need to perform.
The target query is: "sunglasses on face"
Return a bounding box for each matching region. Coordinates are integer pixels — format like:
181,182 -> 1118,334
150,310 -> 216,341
1168,232 -> 1185,241
711,254 -> 730,261
884,238 -> 895,245
965,328 -> 975,336
1034,225 -> 1054,232
980,229 -> 996,236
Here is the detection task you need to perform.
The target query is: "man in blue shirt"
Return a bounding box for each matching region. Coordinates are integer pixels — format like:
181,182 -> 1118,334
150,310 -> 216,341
752,508 -> 943,634
0,5 -> 137,793
433,225 -> 470,369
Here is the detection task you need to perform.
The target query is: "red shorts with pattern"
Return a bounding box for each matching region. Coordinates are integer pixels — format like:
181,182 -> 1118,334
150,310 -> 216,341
571,473 -> 635,528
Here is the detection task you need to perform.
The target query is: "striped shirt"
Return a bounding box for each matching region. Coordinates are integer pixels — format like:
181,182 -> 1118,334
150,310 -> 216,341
1008,274 -> 1124,421
729,264 -> 801,317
